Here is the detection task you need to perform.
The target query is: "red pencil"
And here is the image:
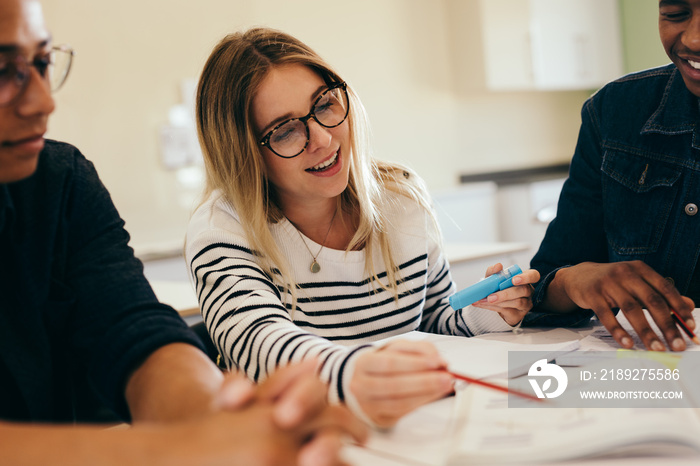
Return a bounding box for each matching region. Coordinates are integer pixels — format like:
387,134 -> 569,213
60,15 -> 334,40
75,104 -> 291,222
670,309 -> 700,345
447,371 -> 544,402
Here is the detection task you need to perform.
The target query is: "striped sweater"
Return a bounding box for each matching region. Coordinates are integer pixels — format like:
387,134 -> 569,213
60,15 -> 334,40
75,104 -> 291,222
185,190 -> 513,408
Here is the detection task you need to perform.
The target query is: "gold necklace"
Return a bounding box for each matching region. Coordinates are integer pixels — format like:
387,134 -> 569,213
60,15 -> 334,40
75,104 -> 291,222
294,209 -> 337,273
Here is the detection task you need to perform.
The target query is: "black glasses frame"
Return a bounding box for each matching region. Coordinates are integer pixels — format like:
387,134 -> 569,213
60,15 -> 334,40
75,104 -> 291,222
259,81 -> 349,159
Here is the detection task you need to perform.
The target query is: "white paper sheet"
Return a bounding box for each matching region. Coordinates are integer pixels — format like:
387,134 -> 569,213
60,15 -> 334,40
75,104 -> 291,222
380,329 -> 581,379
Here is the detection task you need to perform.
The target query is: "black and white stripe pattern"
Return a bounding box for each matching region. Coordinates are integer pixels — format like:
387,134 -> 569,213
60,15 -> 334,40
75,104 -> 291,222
186,191 -> 512,405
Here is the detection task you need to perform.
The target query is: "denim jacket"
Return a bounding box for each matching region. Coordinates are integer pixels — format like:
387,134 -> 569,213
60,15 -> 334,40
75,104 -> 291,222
527,64 -> 700,326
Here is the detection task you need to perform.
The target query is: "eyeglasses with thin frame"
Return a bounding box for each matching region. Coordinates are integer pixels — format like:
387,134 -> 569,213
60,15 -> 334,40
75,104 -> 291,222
0,44 -> 74,107
259,82 -> 349,158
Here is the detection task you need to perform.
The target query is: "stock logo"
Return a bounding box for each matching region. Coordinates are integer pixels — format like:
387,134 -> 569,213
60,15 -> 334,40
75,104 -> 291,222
528,359 -> 568,399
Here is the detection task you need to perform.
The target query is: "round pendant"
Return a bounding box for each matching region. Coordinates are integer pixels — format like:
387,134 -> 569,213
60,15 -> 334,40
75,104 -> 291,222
310,260 -> 321,273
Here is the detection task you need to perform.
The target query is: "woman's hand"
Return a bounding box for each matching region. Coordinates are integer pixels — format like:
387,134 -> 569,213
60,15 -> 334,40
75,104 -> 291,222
350,340 -> 454,428
472,263 -> 540,326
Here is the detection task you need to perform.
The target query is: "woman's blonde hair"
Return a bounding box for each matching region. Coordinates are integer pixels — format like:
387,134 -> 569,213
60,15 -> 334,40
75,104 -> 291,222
196,27 -> 437,305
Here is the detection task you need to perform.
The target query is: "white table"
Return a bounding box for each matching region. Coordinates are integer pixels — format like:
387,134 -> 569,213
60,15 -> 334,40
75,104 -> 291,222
149,280 -> 199,317
342,314 -> 700,465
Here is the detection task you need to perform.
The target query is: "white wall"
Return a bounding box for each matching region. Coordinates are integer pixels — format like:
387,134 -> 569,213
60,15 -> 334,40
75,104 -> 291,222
42,0 -> 591,253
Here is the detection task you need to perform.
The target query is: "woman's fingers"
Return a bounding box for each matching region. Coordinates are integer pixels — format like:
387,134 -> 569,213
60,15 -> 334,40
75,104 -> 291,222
353,369 -> 453,399
351,348 -> 454,427
484,262 -> 504,278
471,268 -> 539,325
476,268 -> 539,305
351,371 -> 453,428
371,341 -> 447,372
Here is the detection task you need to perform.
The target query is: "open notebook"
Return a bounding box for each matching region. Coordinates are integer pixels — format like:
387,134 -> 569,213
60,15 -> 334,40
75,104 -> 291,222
447,354 -> 700,464
358,331 -> 581,465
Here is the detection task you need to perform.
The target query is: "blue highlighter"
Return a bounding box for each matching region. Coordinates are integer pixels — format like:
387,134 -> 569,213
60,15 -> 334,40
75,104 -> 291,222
449,265 -> 523,310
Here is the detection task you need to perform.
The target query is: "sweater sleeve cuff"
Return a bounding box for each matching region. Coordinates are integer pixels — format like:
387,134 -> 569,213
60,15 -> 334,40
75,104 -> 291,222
531,265 -> 571,309
461,305 -> 515,334
328,344 -> 378,428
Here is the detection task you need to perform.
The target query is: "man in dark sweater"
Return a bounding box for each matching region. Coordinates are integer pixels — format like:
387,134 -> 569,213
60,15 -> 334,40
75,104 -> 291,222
0,0 -> 365,464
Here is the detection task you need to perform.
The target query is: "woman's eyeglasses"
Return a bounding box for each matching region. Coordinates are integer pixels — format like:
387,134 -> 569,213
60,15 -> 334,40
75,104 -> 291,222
259,82 -> 349,158
0,45 -> 74,107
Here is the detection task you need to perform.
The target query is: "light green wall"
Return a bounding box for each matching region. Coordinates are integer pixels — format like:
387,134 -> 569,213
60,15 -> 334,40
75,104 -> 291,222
619,0 -> 669,73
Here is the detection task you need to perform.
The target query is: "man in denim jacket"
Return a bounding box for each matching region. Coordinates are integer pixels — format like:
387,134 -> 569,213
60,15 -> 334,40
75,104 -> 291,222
529,0 -> 700,352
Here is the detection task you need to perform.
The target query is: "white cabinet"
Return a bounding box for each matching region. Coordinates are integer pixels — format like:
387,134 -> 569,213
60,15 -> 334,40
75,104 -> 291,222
495,177 -> 567,265
479,0 -> 624,91
432,182 -> 499,244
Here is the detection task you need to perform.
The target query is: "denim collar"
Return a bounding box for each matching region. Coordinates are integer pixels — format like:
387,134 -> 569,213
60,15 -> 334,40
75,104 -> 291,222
642,67 -> 700,150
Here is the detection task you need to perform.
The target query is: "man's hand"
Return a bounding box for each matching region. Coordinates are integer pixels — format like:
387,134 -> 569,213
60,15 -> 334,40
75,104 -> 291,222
546,261 -> 695,351
218,359 -> 368,465
126,345 -> 366,465
209,360 -> 367,466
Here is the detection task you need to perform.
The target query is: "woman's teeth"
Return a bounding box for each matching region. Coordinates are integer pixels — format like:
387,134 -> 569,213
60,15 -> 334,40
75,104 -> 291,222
308,152 -> 338,171
689,60 -> 700,70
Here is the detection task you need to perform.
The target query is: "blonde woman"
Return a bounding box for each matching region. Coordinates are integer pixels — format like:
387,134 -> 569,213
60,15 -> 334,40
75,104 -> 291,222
186,27 -> 539,427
